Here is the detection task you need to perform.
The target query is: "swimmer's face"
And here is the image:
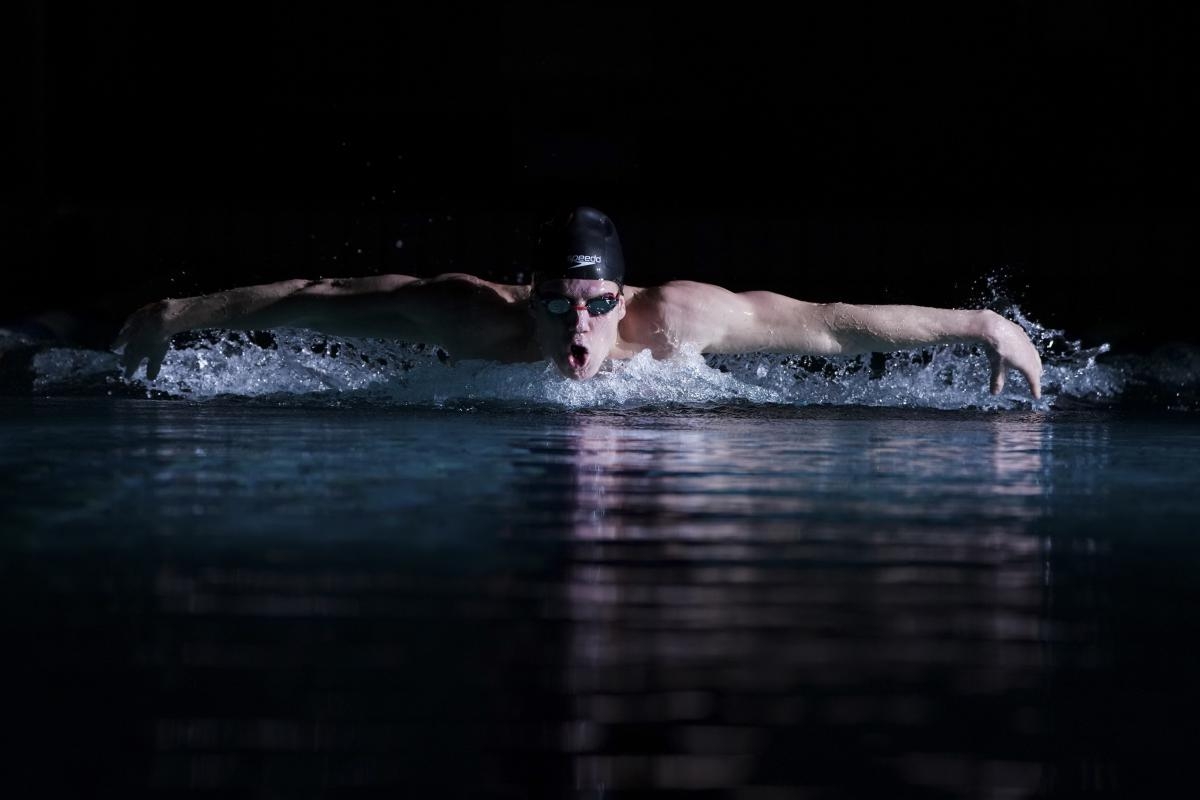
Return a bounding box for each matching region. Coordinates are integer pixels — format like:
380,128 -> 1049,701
531,278 -> 625,380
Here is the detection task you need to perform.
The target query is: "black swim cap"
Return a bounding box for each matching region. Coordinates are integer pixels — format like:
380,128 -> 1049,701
532,207 -> 625,287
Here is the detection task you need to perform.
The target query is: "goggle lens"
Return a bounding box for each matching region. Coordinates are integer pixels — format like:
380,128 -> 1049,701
539,294 -> 620,316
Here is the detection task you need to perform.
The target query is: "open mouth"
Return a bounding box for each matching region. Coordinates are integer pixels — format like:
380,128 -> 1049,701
567,344 -> 589,370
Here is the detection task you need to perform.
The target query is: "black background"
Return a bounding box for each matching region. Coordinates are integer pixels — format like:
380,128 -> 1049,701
7,2 -> 1199,353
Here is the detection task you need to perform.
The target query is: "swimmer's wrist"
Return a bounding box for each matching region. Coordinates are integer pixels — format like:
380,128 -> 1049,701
160,296 -> 207,336
972,309 -> 1003,346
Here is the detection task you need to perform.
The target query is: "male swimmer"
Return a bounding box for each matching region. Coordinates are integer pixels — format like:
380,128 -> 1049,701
114,207 -> 1043,398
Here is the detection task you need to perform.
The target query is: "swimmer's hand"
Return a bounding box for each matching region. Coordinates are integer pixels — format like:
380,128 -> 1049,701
979,310 -> 1042,400
111,298 -> 180,380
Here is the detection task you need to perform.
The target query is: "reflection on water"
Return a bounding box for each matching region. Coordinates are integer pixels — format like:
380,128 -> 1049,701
3,399 -> 1198,797
521,416 -> 1056,796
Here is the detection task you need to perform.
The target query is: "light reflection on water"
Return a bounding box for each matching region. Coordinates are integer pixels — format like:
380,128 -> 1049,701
3,399 -> 1198,797
519,415 -> 1055,796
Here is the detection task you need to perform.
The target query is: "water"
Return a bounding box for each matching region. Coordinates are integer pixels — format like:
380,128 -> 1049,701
3,311 -> 1200,797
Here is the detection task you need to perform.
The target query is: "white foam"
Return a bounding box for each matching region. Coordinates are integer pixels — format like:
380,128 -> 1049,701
29,305 -> 1129,410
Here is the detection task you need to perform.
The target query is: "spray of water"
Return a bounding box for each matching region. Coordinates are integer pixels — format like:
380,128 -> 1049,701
24,295 -> 1135,410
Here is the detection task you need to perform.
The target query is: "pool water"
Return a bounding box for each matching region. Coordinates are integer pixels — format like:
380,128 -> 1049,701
4,307 -> 1200,797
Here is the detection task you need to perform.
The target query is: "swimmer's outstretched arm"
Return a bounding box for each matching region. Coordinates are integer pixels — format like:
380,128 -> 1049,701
112,274 -> 524,379
640,281 -> 1043,399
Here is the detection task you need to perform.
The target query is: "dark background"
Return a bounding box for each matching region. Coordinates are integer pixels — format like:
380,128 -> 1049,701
6,2 -> 1198,353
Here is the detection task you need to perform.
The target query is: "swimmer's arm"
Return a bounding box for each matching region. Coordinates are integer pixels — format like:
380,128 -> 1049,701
654,281 -> 1042,399
112,275 -> 485,379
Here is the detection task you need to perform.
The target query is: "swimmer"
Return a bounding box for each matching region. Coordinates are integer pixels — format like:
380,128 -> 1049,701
114,207 -> 1043,398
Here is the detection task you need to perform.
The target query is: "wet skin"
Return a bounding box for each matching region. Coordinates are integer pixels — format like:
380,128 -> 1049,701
113,273 -> 1043,397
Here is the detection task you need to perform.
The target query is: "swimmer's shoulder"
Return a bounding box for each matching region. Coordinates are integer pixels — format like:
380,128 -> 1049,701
619,281 -> 741,355
623,281 -> 726,314
622,282 -> 704,327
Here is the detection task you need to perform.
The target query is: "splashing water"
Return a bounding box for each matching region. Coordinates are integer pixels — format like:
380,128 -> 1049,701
19,301 -> 1142,411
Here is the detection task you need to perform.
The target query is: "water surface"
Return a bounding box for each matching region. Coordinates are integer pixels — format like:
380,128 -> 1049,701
4,395 -> 1199,798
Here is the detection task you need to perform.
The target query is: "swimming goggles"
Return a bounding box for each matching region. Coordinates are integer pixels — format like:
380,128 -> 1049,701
537,293 -> 621,316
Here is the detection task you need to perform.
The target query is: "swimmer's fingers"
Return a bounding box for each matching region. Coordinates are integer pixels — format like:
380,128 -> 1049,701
145,343 -> 168,381
121,350 -> 142,380
119,338 -> 168,381
113,300 -> 175,381
115,327 -> 137,378
1006,328 -> 1044,401
982,312 -> 1044,401
987,349 -> 1044,400
988,350 -> 1006,396
1018,357 -> 1042,400
116,328 -> 171,380
119,339 -> 147,380
115,321 -> 145,378
986,345 -> 1043,400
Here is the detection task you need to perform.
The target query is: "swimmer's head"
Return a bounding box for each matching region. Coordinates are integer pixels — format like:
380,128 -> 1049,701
531,207 -> 625,289
526,208 -> 625,380
530,208 -> 627,380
